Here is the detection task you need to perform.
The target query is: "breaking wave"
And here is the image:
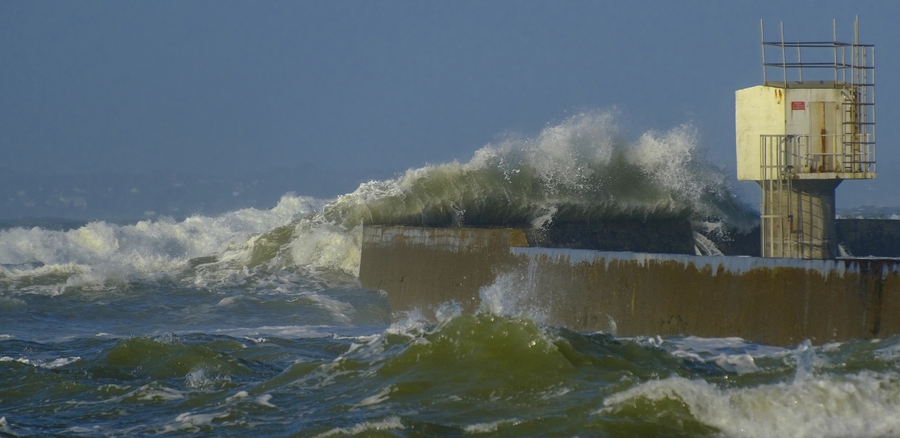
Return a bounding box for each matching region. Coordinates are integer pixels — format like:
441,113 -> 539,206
325,111 -> 755,229
0,111 -> 756,289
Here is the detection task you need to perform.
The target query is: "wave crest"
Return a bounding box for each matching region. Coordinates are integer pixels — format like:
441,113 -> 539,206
1,111 -> 757,286
324,111 -> 755,229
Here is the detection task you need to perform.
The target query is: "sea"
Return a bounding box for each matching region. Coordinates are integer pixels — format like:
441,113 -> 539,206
3,112 -> 900,437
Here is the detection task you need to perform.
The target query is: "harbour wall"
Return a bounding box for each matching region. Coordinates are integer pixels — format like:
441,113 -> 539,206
837,219 -> 900,258
359,224 -> 900,346
359,226 -> 529,315
501,249 -> 900,346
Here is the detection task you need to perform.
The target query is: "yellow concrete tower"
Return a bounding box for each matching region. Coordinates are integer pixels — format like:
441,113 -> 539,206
736,19 -> 875,259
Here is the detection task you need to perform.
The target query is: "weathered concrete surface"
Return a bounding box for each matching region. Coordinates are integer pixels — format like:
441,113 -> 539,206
360,224 -> 900,346
503,248 -> 900,346
526,219 -> 696,255
359,226 -> 528,316
760,179 -> 840,259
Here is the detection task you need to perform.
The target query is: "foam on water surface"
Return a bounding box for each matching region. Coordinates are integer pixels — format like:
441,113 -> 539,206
0,194 -> 326,291
600,370 -> 900,438
8,111 -> 900,436
325,112 -> 755,230
1,113 -> 759,292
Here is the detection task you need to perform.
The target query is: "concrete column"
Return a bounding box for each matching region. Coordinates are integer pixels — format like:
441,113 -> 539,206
760,179 -> 840,259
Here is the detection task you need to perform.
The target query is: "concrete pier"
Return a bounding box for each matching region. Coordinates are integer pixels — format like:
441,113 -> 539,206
502,248 -> 899,346
761,179 -> 840,259
359,226 -> 528,314
359,224 -> 900,346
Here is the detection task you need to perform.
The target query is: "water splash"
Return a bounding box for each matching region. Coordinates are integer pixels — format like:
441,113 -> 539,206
324,111 -> 755,230
0,111 -> 756,288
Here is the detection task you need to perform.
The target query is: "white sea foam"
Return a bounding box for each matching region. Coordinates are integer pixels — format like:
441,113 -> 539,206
0,417 -> 12,436
355,385 -> 395,407
288,223 -> 362,276
463,418 -> 521,434
326,111 -> 754,230
164,411 -> 231,432
0,194 -> 323,290
668,336 -> 791,375
692,231 -> 724,256
384,309 -> 432,338
213,325 -> 334,339
478,272 -> 549,325
225,390 -> 276,407
0,355 -> 81,369
185,367 -> 230,389
300,291 -> 355,324
133,385 -> 187,401
226,390 -> 249,402
672,335 -> 783,354
599,371 -> 900,438
1,112 -> 755,290
256,394 -> 276,408
314,416 -> 405,438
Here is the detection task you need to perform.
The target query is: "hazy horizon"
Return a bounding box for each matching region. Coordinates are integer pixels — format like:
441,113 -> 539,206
3,1 -> 899,220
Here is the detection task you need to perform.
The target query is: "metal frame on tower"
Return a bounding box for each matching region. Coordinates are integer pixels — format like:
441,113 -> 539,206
736,18 -> 875,259
759,18 -> 876,177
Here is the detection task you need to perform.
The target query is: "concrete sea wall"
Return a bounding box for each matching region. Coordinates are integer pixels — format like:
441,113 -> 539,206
359,226 -> 528,315
502,249 -> 900,346
837,219 -> 900,258
359,224 -> 900,346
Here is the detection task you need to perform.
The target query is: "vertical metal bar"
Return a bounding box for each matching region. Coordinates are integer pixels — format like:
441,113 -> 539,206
833,19 -> 838,83
841,41 -> 847,83
780,22 -> 787,85
761,20 -> 767,84
779,137 -> 786,257
855,17 -> 860,92
787,173 -> 794,258
856,17 -> 865,173
786,138 -> 792,257
799,180 -> 805,258
760,137 -> 767,256
861,45 -> 866,166
871,45 -> 875,172
797,42 -> 803,83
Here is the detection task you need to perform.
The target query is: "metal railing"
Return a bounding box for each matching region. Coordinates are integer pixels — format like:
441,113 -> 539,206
759,135 -> 795,257
760,19 -> 875,171
760,134 -> 875,177
759,135 -> 853,259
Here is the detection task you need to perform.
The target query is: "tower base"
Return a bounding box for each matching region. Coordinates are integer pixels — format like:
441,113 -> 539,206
760,179 -> 840,259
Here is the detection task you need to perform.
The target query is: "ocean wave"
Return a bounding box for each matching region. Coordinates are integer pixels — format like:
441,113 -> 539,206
325,111 -> 755,229
599,370 -> 900,438
0,195 -> 324,291
0,111 -> 756,287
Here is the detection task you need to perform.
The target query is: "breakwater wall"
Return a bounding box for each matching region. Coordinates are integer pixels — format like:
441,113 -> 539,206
359,225 -> 900,346
359,226 -> 528,314
837,219 -> 900,258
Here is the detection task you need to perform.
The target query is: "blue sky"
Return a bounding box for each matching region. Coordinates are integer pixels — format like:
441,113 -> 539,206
1,1 -> 898,218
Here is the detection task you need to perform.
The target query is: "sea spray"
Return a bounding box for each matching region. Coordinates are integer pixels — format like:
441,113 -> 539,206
1,111 -> 756,289
324,111 -> 756,230
0,194 -> 324,292
5,275 -> 900,435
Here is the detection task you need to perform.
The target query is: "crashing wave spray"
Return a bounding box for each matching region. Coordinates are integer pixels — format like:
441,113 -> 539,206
324,111 -> 755,229
0,111 -> 757,288
279,111 -> 757,274
0,195 -> 324,292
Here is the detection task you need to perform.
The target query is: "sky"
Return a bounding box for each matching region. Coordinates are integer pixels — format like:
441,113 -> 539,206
1,1 -> 899,219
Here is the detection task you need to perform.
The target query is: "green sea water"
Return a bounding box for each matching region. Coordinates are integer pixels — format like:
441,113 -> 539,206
4,113 -> 900,436
4,275 -> 900,437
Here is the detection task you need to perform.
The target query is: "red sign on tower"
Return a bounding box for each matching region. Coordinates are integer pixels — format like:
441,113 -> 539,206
791,101 -> 806,110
